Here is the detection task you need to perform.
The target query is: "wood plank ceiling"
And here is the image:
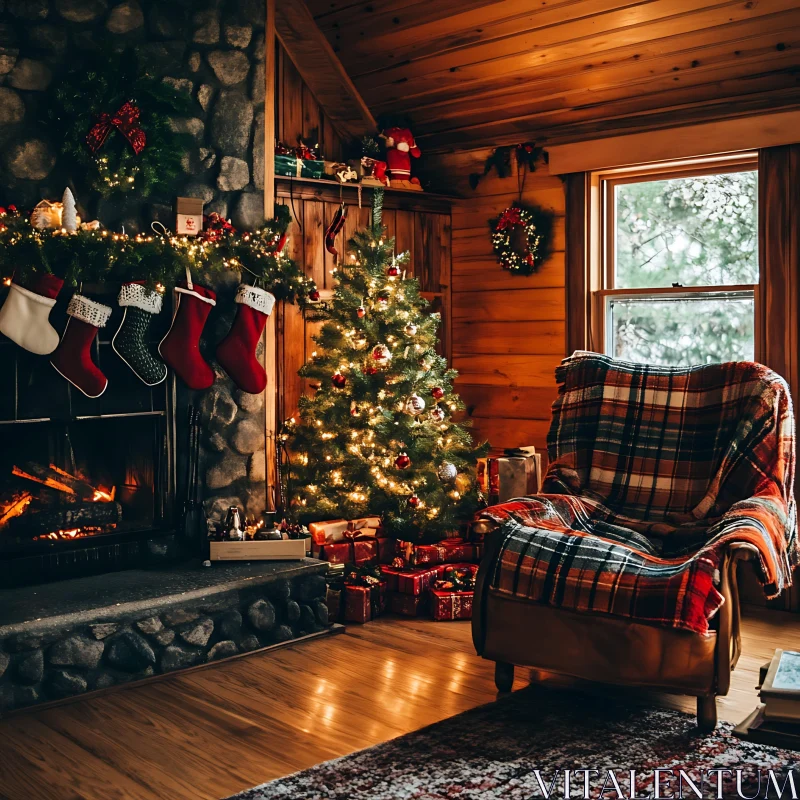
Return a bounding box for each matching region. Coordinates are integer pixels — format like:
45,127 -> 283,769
304,0 -> 800,152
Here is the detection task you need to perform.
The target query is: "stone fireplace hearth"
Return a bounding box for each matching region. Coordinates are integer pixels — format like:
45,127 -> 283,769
0,560 -> 336,714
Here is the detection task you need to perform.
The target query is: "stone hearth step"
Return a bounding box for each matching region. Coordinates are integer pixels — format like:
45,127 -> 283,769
0,559 -> 336,714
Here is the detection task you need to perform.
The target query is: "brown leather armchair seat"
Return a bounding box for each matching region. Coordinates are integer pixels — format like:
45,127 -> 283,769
472,519 -> 755,731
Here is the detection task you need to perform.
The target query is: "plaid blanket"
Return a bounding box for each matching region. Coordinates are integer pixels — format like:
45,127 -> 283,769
481,353 -> 797,634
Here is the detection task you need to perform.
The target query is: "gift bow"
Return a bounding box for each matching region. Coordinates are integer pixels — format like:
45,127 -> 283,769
86,101 -> 146,156
342,518 -> 381,540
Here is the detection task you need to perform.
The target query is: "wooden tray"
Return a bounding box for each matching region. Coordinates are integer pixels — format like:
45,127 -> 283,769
209,538 -> 307,561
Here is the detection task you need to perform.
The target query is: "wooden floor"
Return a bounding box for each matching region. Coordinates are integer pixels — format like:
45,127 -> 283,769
0,606 -> 797,800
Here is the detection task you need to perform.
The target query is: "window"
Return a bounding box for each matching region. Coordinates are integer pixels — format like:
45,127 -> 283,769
595,157 -> 759,367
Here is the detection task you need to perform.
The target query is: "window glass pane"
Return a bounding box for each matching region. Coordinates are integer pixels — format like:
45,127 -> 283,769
609,296 -> 754,367
614,170 -> 758,288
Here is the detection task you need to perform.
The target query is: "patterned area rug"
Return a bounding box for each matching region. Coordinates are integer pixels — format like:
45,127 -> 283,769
226,687 -> 799,799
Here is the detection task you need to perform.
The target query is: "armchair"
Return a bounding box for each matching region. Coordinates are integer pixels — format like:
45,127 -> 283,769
472,353 -> 796,731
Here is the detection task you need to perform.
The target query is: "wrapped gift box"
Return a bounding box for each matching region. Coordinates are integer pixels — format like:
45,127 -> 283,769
403,539 -> 482,567
396,564 -> 446,596
389,592 -> 429,617
344,581 -> 387,624
431,590 -> 474,621
308,517 -> 382,545
380,565 -> 404,592
275,153 -> 325,179
312,536 -> 397,566
477,447 -> 542,505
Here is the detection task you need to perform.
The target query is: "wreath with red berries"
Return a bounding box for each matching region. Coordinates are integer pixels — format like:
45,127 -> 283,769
489,202 -> 553,276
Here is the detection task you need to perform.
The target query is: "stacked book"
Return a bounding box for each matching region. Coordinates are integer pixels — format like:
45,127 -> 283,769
735,649 -> 800,748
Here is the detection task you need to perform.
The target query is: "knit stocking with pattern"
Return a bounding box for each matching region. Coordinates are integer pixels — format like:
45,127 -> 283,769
112,282 -> 167,386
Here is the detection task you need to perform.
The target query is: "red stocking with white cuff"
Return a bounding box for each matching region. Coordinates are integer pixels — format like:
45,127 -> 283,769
50,294 -> 112,398
216,285 -> 275,394
158,282 -> 216,390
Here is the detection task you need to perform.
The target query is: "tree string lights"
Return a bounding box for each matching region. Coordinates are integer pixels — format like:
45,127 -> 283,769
283,209 -> 488,542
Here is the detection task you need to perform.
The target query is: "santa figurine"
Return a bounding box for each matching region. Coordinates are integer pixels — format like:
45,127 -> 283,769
380,127 -> 422,191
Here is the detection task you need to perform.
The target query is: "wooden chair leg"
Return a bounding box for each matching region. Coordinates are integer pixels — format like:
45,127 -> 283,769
696,695 -> 717,733
495,661 -> 514,692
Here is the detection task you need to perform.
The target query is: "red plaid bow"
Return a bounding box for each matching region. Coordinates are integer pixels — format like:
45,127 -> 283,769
86,101 -> 146,155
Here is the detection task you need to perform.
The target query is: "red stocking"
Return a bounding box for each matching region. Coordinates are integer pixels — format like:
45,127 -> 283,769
50,294 -> 113,398
216,285 -> 275,394
158,282 -> 217,390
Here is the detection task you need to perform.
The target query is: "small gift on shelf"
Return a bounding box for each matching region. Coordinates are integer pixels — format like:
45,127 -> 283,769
275,140 -> 325,180
477,446 -> 541,505
389,592 -> 429,617
343,564 -> 387,624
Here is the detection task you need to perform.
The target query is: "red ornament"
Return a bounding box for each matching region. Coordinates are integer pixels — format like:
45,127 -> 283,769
331,372 -> 346,388
363,365 -> 378,376
309,289 -> 320,301
0,208 -> 6,216
407,493 -> 420,508
431,387 -> 445,400
387,265 -> 401,277
7,205 -> 16,213
357,305 -> 366,318
395,452 -> 411,470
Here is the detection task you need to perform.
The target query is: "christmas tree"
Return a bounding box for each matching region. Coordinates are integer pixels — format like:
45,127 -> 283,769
285,194 -> 487,542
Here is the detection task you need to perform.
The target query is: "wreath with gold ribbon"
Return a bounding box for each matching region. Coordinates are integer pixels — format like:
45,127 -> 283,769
489,202 -> 553,276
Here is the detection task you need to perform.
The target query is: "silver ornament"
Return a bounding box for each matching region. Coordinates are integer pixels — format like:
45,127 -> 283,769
429,406 -> 445,422
405,393 -> 426,416
372,344 -> 391,363
404,322 -> 418,336
437,461 -> 458,483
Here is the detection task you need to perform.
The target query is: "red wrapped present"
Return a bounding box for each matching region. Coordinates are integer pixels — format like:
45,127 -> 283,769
313,536 -> 397,566
435,563 -> 478,592
325,586 -> 343,622
389,592 -> 429,617
431,590 -> 473,621
308,517 -> 382,545
402,538 -> 482,567
396,564 -> 446,596
379,565 -> 403,592
377,537 -> 400,564
344,581 -> 387,623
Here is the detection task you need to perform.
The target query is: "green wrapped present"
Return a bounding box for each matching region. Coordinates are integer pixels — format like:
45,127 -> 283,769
275,154 -> 325,179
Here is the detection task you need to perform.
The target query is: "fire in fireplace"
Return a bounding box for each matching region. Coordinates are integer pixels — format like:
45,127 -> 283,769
0,285 -> 178,586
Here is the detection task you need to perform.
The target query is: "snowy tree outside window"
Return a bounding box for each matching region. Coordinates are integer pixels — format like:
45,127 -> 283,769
606,168 -> 758,367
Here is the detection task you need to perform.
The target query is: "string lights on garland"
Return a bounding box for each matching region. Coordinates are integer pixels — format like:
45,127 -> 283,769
0,202 -> 318,303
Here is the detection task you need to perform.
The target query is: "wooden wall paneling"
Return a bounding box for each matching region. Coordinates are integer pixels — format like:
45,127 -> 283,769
441,152 -> 566,452
279,48 -> 304,145
395,211 -> 415,274
758,144 -> 800,612
564,172 -> 588,355
301,84 -> 322,145
302,199 -> 326,398
382,209 -> 396,245
279,203 -> 306,422
344,202 -> 371,262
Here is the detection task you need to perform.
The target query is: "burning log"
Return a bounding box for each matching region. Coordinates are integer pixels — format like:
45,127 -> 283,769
11,463 -> 98,500
6,502 -> 122,538
0,492 -> 32,527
